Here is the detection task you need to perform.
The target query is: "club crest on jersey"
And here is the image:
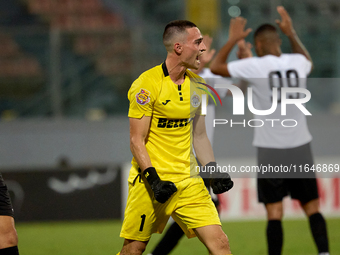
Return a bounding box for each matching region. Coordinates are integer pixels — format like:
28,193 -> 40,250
136,89 -> 151,105
191,92 -> 201,108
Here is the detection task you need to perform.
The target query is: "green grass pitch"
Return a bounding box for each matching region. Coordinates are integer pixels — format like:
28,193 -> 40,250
16,218 -> 340,254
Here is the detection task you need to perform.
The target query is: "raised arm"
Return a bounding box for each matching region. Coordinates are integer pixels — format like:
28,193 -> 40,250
225,39 -> 252,96
210,17 -> 252,77
236,39 -> 253,60
276,6 -> 313,68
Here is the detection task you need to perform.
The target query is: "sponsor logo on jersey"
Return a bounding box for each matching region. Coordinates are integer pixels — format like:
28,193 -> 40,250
191,92 -> 201,108
157,118 -> 193,128
136,89 -> 151,105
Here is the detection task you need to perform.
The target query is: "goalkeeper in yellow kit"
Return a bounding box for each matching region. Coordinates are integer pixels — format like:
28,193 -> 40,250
117,20 -> 234,255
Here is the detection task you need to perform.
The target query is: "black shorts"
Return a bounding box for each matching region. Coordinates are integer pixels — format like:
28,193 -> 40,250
0,174 -> 15,217
257,143 -> 319,205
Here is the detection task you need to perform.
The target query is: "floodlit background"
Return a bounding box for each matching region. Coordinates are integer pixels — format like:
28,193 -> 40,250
0,0 -> 339,254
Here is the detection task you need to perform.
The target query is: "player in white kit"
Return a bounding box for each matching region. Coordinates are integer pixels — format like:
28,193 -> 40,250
210,6 -> 330,255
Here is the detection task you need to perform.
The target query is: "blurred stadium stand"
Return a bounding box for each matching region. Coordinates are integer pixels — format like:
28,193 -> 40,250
0,33 -> 44,88
0,0 -> 154,118
0,0 -> 338,119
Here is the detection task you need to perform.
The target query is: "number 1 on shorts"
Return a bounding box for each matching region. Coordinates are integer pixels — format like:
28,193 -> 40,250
139,214 -> 146,231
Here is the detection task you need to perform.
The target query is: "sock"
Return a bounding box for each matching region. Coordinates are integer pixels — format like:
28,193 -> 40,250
309,213 -> 329,254
267,220 -> 283,255
0,246 -> 19,255
151,221 -> 184,255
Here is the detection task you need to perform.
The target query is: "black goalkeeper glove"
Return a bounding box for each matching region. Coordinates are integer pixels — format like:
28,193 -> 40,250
205,162 -> 234,194
143,167 -> 177,203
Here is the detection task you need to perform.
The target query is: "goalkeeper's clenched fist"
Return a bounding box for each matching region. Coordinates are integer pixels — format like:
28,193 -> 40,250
205,162 -> 234,194
211,177 -> 234,194
143,167 -> 177,203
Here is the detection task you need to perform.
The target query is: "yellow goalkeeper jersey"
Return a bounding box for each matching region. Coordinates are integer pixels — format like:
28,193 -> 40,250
127,62 -> 207,183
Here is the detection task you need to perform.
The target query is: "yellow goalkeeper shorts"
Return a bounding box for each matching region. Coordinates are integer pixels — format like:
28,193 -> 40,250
120,171 -> 221,242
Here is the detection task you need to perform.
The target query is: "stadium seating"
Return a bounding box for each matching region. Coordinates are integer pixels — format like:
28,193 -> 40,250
27,0 -> 131,77
50,13 -> 123,31
0,32 -> 44,118
0,35 -> 20,58
20,0 -> 132,115
27,0 -> 124,31
0,33 -> 43,85
28,0 -> 103,15
1,0 -> 339,117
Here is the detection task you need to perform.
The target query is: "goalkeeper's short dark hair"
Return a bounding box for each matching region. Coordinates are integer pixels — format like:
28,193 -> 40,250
163,20 -> 197,51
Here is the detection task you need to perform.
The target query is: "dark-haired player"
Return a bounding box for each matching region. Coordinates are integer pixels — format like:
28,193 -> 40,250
210,6 -> 329,255
0,174 -> 19,255
147,34 -> 232,255
117,20 -> 233,255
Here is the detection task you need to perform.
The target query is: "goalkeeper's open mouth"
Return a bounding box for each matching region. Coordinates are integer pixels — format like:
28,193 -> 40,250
196,53 -> 203,65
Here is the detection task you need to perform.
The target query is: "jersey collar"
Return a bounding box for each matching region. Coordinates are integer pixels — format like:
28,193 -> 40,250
162,61 -> 187,78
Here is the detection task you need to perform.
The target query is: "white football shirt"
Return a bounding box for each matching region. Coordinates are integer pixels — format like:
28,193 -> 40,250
228,53 -> 312,148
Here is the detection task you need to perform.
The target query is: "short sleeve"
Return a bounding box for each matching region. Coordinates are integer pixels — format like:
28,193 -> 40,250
228,58 -> 259,79
298,54 -> 312,75
305,60 -> 312,75
128,75 -> 157,118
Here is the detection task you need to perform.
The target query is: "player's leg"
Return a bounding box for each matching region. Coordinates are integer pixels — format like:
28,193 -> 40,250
120,239 -> 148,255
302,198 -> 319,216
265,201 -> 284,255
148,221 -> 184,255
258,180 -> 285,255
266,201 -> 283,220
293,183 -> 329,255
0,177 -> 19,254
257,147 -> 289,255
172,177 -> 230,255
0,216 -> 19,252
302,198 -> 329,255
289,144 -> 330,255
148,174 -> 221,255
194,225 -> 231,255
119,169 -> 177,255
148,176 -> 209,255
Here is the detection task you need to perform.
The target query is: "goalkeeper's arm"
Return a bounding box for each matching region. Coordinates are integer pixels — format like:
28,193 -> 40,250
193,114 -> 234,194
193,114 -> 215,166
130,116 -> 177,203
